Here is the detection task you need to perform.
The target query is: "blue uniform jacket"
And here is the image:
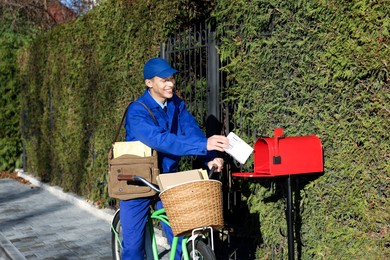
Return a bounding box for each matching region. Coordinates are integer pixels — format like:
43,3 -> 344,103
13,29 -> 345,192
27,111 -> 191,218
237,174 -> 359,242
125,89 -> 215,173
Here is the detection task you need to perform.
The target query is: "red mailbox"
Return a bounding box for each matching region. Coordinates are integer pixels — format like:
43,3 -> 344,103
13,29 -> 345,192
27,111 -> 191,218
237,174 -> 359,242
231,128 -> 324,260
233,128 -> 323,177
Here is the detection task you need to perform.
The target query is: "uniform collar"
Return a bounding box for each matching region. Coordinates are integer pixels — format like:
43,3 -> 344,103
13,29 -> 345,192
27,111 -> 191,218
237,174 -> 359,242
140,88 -> 167,110
147,89 -> 167,109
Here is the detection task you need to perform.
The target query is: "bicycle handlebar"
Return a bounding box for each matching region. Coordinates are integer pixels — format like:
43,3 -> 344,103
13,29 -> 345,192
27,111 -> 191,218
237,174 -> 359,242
117,164 -> 220,194
208,165 -> 217,178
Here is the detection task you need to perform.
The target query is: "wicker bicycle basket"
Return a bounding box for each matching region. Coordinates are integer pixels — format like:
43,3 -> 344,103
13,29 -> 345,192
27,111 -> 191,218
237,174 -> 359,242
159,180 -> 224,237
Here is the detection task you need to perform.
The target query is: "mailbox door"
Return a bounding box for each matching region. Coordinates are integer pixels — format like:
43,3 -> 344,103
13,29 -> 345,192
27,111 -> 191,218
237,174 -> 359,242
254,139 -> 271,174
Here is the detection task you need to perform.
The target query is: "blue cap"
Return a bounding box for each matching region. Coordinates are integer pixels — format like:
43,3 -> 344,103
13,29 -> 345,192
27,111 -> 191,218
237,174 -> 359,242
143,58 -> 178,80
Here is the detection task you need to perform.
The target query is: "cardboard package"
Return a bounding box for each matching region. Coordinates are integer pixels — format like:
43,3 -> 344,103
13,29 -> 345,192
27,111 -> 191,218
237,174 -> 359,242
157,169 -> 208,191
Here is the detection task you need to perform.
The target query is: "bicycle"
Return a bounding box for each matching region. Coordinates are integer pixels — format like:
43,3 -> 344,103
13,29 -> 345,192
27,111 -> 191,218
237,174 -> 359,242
111,167 -> 219,260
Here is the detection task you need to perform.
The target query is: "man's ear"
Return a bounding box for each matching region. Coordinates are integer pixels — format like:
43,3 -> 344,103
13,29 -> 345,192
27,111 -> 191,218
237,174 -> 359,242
145,79 -> 152,88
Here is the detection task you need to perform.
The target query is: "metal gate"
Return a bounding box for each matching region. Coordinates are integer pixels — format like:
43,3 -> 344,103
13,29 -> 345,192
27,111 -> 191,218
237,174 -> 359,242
160,23 -> 223,137
160,23 -> 247,260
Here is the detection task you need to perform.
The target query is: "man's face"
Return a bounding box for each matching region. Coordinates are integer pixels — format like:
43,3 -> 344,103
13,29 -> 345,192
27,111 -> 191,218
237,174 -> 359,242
146,75 -> 175,103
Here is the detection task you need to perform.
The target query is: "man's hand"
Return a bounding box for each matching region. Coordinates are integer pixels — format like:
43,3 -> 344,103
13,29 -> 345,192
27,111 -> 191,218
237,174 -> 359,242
208,158 -> 224,172
207,135 -> 229,152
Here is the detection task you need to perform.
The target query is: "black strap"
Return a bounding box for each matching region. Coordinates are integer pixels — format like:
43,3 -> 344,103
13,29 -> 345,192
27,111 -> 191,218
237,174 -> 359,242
112,101 -> 156,144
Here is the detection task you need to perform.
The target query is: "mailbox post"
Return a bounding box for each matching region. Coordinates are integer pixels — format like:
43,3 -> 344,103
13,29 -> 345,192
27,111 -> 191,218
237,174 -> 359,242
232,128 -> 324,260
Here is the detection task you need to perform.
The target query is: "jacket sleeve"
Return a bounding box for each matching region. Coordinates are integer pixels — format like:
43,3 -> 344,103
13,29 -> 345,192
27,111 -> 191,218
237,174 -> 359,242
125,102 -> 208,157
176,101 -> 217,163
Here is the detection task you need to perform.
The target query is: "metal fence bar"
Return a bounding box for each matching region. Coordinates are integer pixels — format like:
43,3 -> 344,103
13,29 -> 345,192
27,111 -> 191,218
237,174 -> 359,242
199,24 -> 204,124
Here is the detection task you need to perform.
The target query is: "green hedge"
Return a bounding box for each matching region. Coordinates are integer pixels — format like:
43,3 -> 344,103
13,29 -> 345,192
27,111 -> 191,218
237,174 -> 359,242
214,0 -> 389,258
18,0 -> 389,258
0,7 -> 38,171
19,0 -> 214,201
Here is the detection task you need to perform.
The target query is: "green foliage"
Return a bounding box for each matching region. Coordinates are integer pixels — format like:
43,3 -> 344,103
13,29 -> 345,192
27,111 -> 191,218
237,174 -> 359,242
19,0 -> 215,203
214,0 -> 389,258
0,9 -> 36,171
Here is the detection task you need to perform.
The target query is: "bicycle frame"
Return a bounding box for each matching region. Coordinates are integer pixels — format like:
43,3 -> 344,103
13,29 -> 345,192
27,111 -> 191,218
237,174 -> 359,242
111,207 -> 208,260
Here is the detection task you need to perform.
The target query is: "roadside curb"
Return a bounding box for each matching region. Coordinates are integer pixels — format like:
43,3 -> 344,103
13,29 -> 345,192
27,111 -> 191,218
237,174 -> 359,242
0,231 -> 26,260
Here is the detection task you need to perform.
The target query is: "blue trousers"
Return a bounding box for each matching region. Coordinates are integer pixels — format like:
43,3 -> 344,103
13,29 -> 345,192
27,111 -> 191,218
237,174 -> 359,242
120,198 -> 182,260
